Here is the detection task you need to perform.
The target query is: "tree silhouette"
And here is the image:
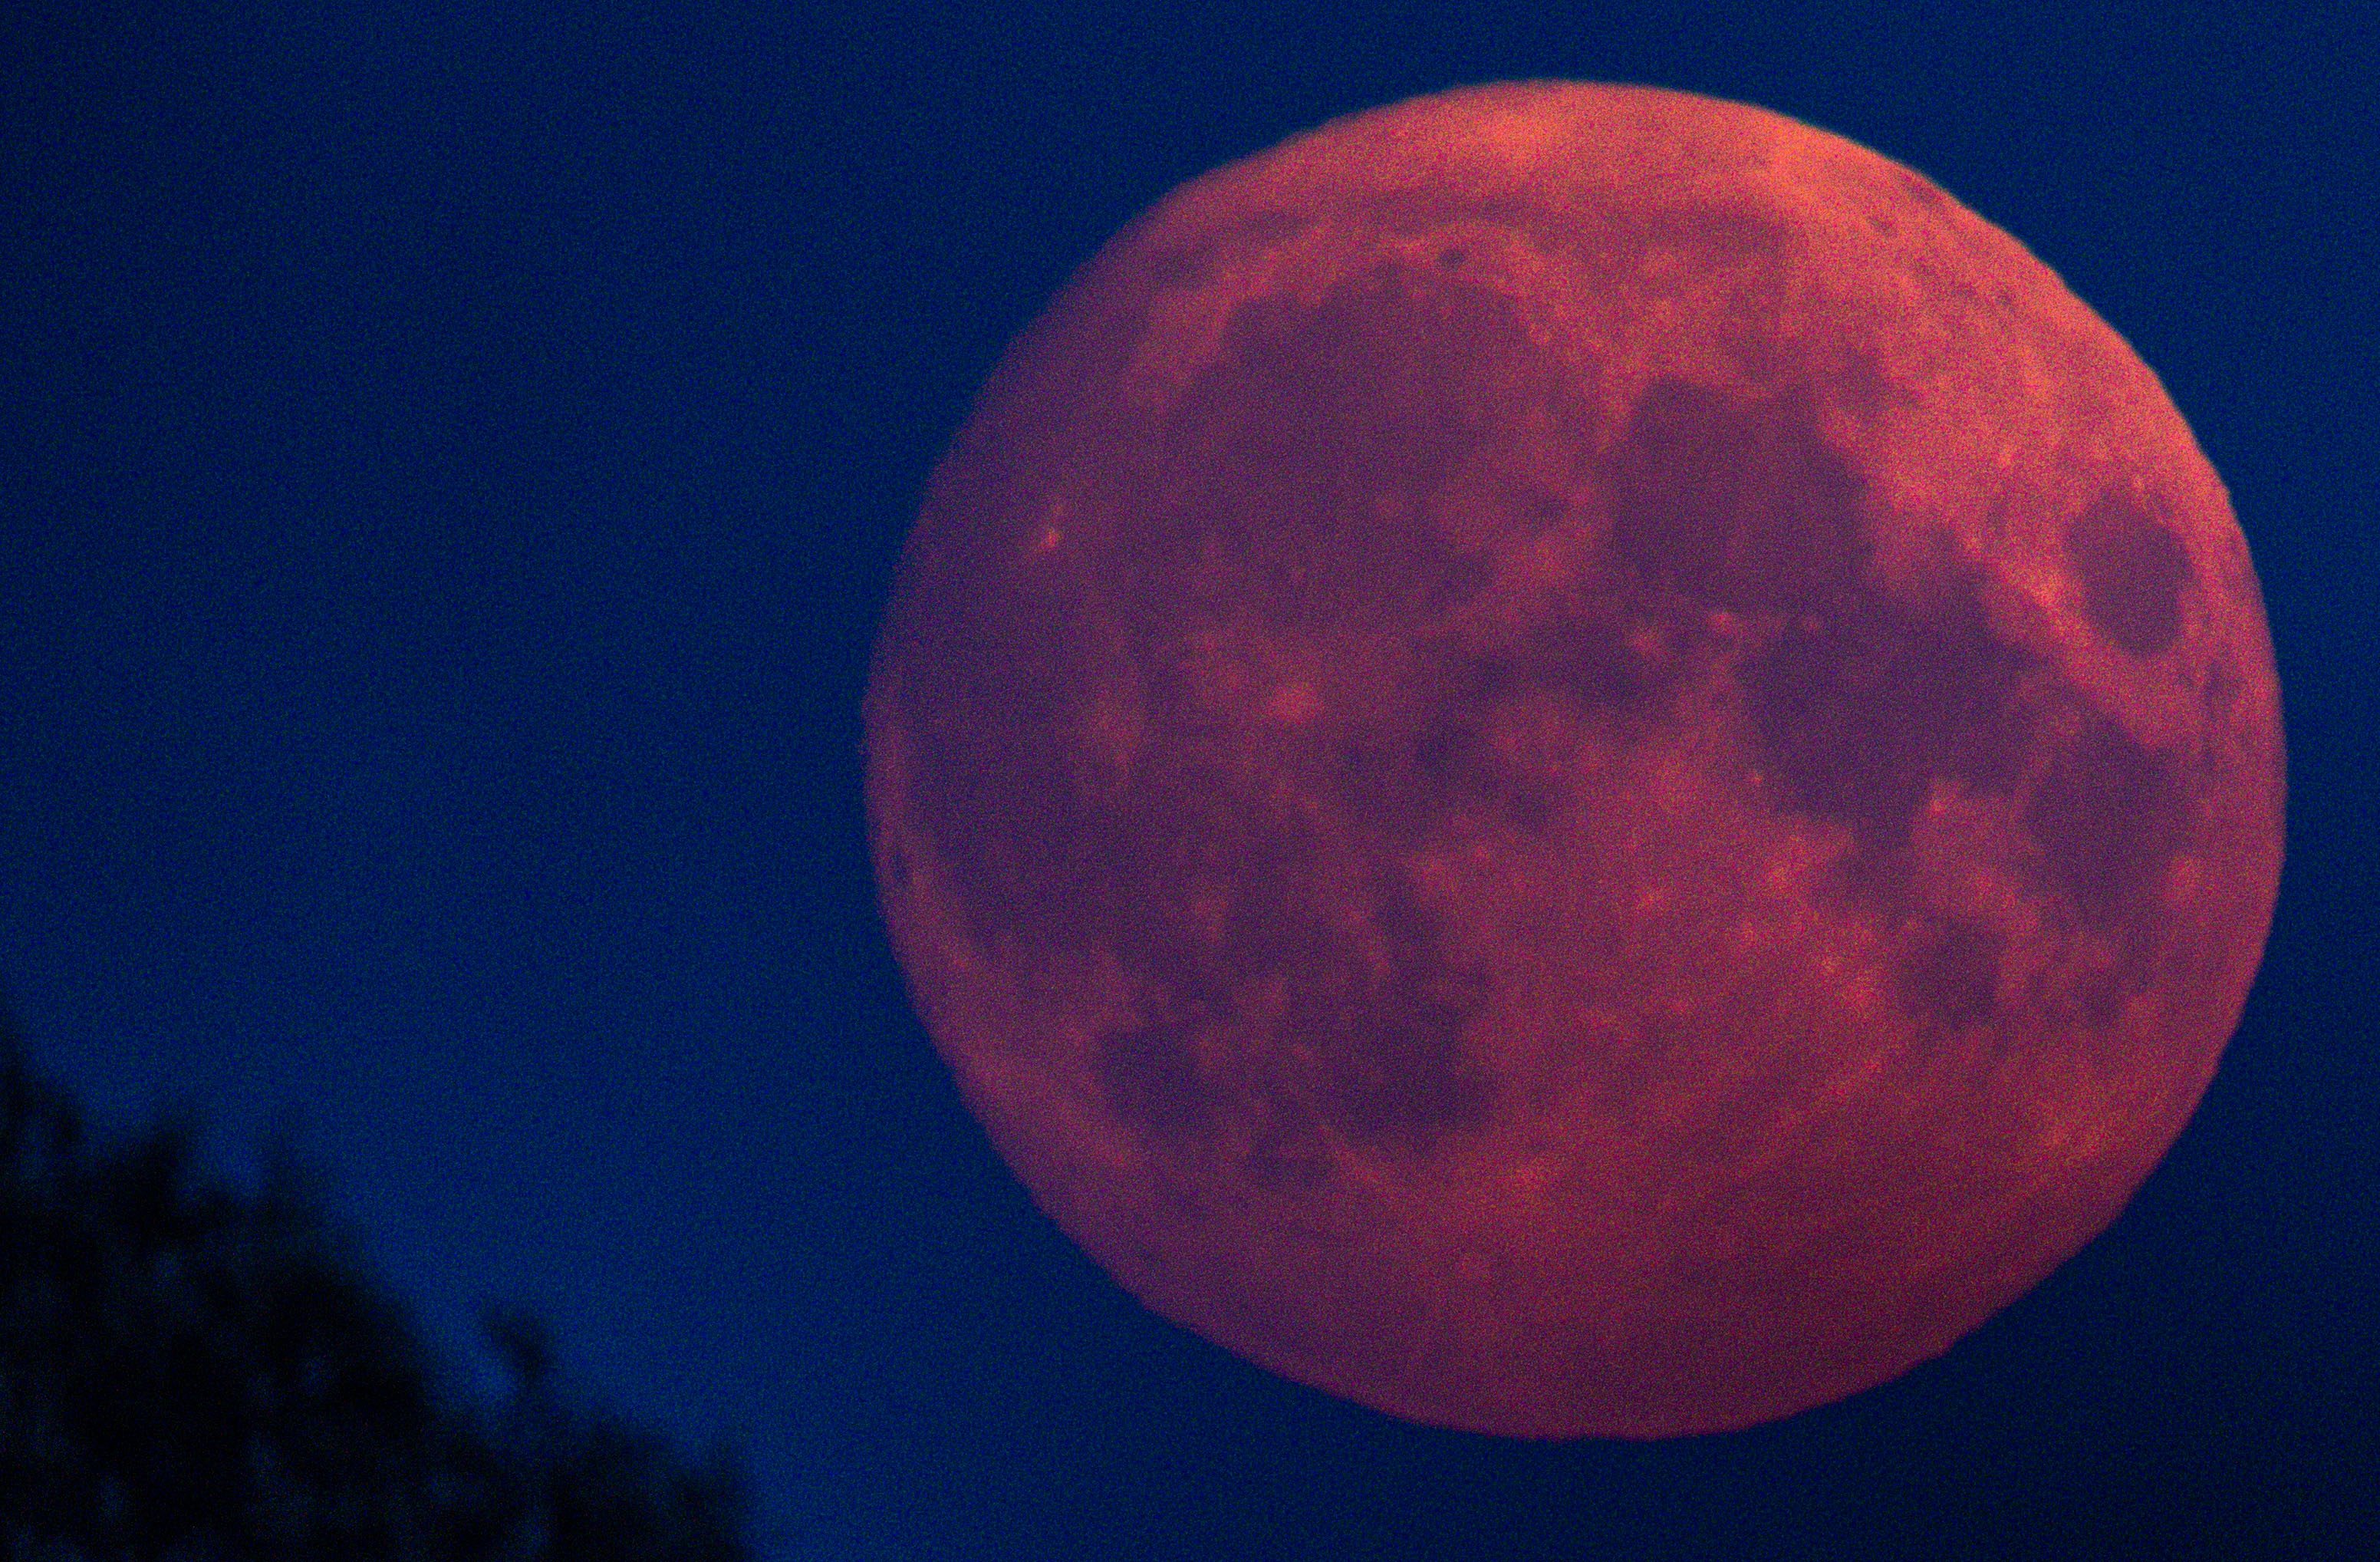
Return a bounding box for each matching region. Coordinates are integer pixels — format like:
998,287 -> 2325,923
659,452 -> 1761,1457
0,1009 -> 751,1560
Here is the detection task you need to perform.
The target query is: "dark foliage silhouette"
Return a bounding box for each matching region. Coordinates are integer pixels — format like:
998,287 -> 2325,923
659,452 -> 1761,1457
0,1010 -> 751,1560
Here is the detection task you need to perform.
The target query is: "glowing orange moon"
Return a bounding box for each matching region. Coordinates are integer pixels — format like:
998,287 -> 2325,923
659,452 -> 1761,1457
863,82 -> 2284,1437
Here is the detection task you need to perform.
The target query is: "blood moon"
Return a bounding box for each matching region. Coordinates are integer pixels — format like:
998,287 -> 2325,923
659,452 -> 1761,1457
863,82 -> 2284,1438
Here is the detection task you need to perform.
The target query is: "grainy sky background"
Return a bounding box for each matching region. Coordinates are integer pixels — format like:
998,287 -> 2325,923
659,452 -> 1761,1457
3,2 -> 2373,1556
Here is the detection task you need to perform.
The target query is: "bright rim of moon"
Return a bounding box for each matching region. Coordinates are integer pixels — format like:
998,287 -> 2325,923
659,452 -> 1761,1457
863,81 -> 2285,1438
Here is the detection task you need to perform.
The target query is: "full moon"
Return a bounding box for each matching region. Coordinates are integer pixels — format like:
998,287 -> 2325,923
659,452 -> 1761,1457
863,82 -> 2284,1438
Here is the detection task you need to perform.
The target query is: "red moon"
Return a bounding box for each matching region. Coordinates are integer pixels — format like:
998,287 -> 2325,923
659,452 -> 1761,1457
863,82 -> 2284,1437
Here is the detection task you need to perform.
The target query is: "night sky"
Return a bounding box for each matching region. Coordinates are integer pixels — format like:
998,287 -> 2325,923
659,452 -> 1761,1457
4,3 -> 2374,1557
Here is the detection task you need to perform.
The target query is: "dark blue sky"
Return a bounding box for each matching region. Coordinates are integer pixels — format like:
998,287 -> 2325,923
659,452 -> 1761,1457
4,2 -> 2373,1556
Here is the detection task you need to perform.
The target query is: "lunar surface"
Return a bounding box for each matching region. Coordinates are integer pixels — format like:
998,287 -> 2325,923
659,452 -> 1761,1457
863,82 -> 2285,1437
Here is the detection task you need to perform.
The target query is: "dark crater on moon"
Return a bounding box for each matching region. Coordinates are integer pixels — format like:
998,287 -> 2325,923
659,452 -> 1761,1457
2066,489 -> 2188,657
